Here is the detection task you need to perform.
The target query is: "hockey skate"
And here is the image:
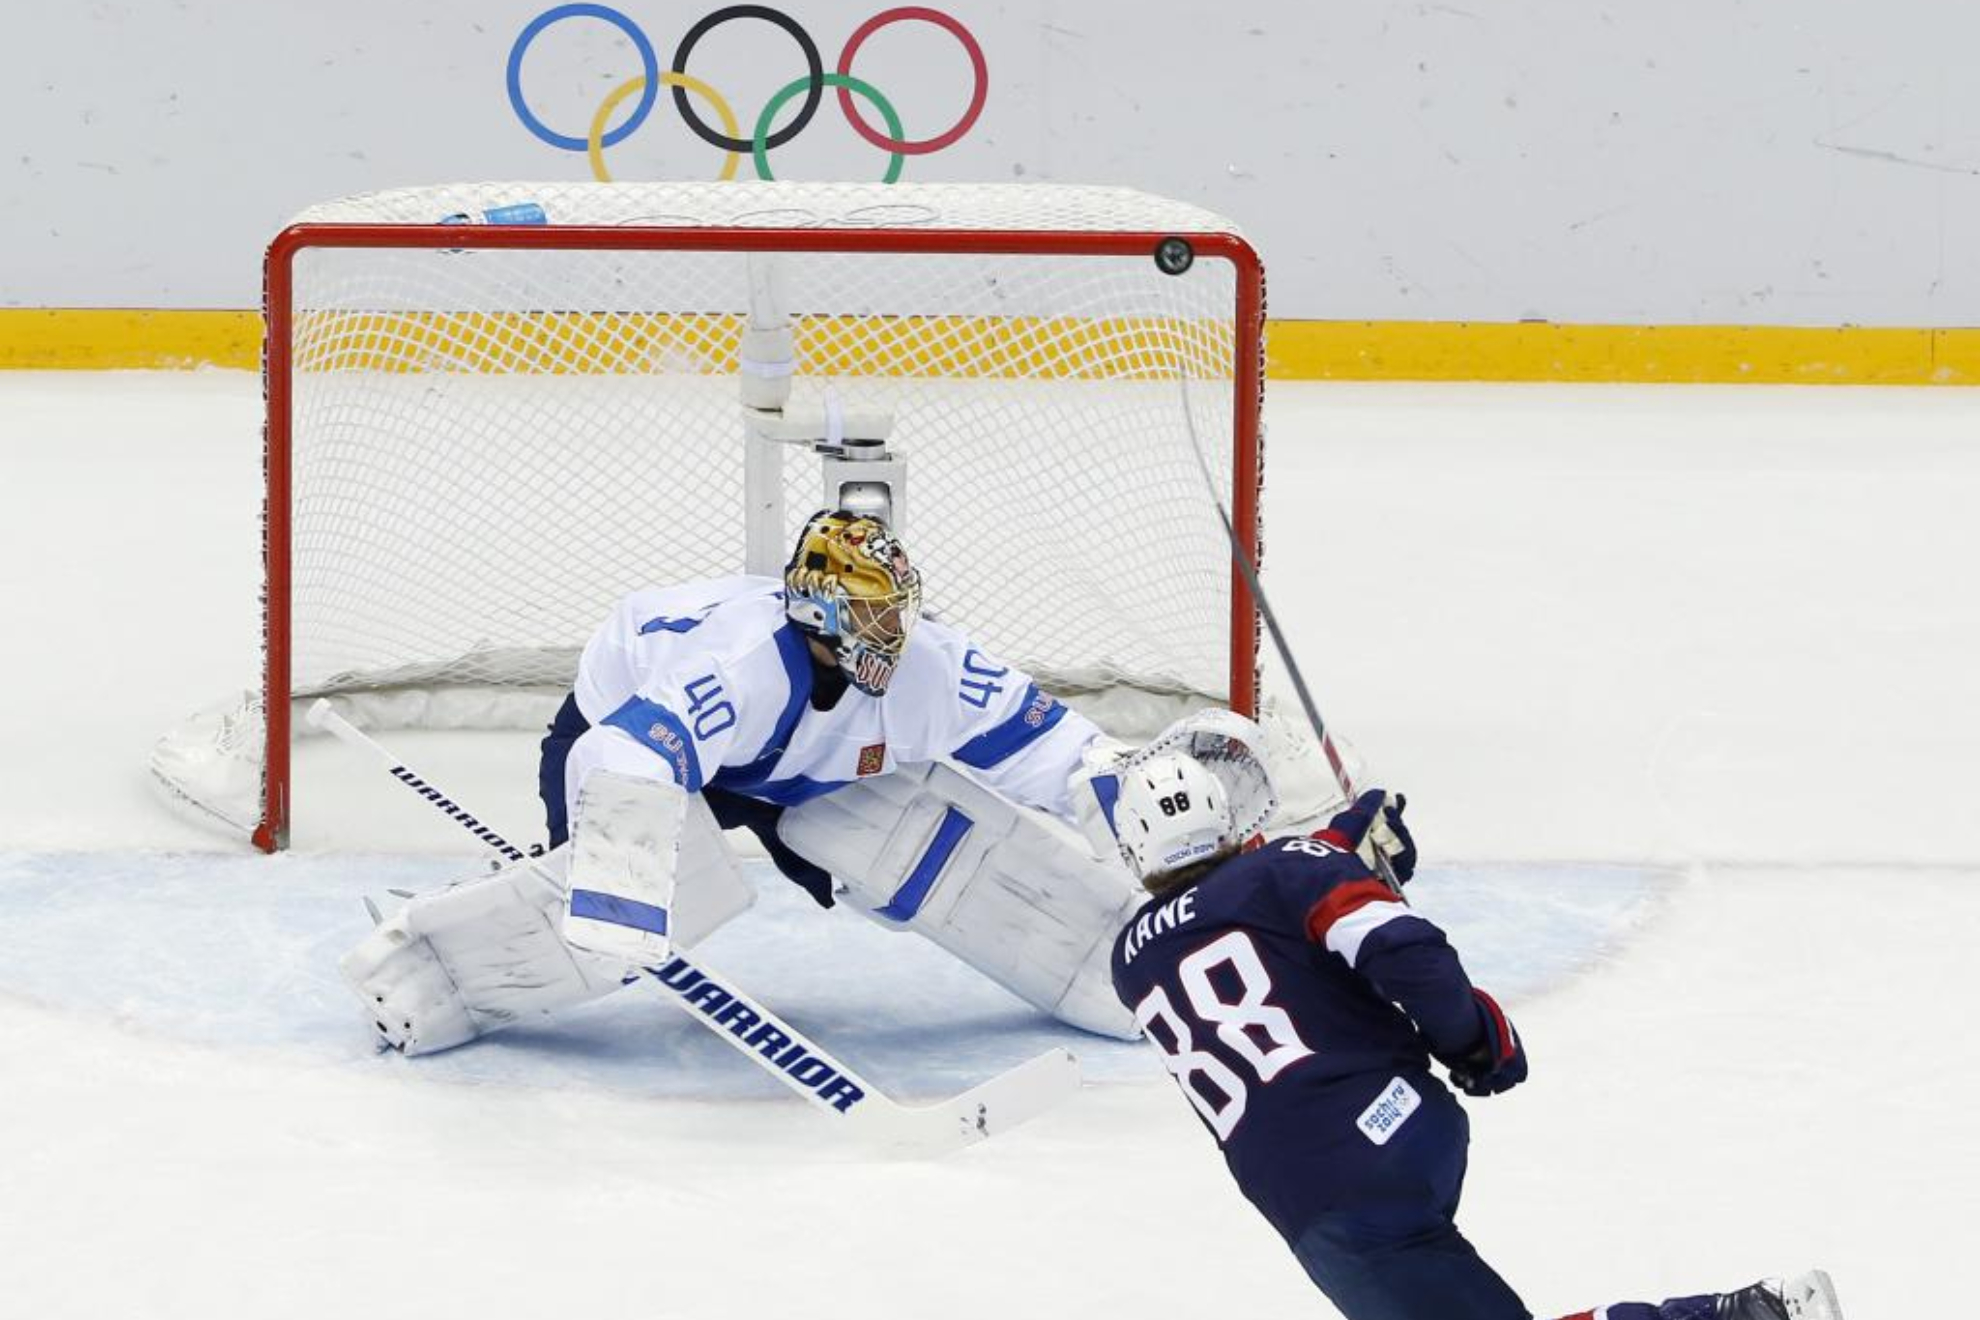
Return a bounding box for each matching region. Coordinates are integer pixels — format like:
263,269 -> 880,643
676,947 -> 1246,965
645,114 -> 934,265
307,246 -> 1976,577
1718,1270 -> 1844,1320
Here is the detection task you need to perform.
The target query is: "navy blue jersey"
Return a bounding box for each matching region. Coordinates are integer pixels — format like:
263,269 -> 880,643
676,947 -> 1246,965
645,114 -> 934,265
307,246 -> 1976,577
1110,833 -> 1488,1240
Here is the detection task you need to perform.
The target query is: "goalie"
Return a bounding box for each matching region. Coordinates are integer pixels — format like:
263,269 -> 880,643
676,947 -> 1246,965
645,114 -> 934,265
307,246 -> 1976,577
343,509 -> 1159,1054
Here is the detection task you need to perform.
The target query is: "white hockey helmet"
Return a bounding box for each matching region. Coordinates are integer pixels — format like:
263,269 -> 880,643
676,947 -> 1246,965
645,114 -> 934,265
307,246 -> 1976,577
1113,752 -> 1237,883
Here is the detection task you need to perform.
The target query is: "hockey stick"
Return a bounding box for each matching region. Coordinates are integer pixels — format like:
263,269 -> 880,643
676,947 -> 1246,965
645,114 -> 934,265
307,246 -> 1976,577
1175,381 -> 1406,896
306,699 -> 1081,1154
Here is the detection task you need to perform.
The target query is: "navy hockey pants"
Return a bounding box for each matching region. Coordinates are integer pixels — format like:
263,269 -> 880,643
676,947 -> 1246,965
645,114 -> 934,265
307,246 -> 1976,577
1285,1077 -> 1722,1320
1287,1077 -> 1530,1320
537,693 -> 836,907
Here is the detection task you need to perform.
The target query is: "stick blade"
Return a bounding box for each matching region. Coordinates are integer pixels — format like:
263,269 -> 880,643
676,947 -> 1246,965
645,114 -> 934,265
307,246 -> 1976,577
857,1047 -> 1083,1156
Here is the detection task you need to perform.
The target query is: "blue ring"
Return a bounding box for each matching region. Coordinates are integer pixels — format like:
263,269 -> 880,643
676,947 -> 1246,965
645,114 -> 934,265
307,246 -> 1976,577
507,3 -> 660,152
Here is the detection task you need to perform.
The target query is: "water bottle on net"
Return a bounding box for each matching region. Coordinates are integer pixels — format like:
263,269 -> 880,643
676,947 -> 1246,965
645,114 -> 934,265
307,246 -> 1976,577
438,201 -> 548,226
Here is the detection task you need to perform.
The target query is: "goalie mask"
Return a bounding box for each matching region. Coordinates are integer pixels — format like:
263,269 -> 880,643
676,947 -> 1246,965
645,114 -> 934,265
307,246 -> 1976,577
784,509 -> 924,697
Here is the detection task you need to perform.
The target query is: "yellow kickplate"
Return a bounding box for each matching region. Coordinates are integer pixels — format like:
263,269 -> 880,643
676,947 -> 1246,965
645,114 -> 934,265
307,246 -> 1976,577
6,309 -> 1979,385
1266,320 -> 1979,385
0,309 -> 260,370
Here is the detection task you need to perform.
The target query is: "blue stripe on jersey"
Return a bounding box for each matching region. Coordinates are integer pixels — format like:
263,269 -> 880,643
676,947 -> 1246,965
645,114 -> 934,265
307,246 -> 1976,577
709,623 -> 815,798
951,684 -> 1067,768
875,806 -> 973,922
732,774 -> 851,807
601,698 -> 705,792
1091,772 -> 1122,834
569,888 -> 670,937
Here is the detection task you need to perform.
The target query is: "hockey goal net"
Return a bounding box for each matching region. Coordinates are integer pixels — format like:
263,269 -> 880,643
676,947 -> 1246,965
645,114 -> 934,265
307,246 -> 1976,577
152,180 -> 1305,851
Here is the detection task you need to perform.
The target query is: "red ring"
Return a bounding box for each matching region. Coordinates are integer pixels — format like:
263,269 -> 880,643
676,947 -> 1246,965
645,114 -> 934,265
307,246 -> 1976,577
835,7 -> 987,156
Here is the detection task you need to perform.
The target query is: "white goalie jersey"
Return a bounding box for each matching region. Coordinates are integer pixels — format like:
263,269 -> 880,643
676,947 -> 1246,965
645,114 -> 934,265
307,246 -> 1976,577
563,574 -> 1103,825
340,573 -> 1150,1062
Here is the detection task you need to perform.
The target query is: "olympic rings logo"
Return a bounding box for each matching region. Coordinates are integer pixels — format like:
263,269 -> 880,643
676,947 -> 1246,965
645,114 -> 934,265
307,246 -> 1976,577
506,3 -> 989,183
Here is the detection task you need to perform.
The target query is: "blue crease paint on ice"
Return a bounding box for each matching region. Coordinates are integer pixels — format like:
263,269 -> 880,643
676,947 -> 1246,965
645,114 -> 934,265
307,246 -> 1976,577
0,850 -> 1674,1099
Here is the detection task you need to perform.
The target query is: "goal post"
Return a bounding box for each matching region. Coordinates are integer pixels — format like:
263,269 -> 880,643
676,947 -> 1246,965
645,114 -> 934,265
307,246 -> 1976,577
153,181 -> 1273,851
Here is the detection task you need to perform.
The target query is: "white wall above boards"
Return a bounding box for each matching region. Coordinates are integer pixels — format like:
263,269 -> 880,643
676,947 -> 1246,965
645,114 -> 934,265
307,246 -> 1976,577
6,0 -> 1979,322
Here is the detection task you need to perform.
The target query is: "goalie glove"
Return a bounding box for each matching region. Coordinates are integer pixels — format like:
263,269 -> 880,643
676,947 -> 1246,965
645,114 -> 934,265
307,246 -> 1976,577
1068,711 -> 1280,863
1319,789 -> 1417,886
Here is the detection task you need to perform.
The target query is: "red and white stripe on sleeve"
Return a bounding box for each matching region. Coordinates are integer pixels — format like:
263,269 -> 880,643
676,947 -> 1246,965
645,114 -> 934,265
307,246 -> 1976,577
1303,876 -> 1409,967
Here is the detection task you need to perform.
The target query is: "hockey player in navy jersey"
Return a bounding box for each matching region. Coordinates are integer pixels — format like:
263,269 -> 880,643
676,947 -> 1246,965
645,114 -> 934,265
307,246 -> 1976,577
1106,728 -> 1844,1320
340,509 -> 1150,1054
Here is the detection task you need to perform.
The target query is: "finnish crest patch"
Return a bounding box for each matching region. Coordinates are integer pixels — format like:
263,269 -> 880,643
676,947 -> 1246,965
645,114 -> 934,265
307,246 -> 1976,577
856,743 -> 886,777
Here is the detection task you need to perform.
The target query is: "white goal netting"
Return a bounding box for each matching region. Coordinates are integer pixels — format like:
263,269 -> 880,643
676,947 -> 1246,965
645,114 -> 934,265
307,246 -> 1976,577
150,181 -> 1322,848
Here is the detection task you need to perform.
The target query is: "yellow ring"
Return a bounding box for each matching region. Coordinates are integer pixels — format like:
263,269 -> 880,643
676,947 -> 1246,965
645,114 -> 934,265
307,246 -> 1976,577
588,72 -> 742,181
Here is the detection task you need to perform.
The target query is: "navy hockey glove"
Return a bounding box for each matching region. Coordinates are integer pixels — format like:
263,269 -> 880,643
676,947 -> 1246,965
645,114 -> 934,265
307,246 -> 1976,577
1322,790 -> 1417,885
1445,989 -> 1527,1097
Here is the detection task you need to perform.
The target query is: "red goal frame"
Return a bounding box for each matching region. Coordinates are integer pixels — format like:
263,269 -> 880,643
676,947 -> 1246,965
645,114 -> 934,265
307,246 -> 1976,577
258,223 -> 1266,852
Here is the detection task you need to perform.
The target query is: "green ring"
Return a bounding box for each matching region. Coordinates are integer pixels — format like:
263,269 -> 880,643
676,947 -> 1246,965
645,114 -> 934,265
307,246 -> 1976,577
753,72 -> 905,183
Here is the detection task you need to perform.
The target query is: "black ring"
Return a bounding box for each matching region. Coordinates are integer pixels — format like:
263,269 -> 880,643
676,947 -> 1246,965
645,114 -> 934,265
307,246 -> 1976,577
672,5 -> 824,153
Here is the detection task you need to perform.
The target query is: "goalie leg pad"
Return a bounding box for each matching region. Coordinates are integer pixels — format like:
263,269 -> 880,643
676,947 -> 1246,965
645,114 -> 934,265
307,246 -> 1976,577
778,762 -> 1141,1040
563,761 -> 689,966
341,852 -> 624,1056
340,912 -> 480,1056
340,797 -> 753,1055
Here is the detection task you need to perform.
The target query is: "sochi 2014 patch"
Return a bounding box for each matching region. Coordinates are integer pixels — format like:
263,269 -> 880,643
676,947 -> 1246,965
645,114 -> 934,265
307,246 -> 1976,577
1355,1076 -> 1421,1146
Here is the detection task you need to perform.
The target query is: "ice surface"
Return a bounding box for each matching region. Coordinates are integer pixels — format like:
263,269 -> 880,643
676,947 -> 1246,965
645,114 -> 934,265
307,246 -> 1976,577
0,372 -> 1972,1317
0,850 -> 1669,1096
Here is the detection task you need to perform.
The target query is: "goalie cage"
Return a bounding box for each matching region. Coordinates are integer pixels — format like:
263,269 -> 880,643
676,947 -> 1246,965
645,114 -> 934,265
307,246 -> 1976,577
149,180 -> 1349,850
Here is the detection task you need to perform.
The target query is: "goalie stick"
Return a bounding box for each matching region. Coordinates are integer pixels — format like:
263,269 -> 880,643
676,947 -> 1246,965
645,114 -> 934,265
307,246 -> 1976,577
1176,380 -> 1406,896
306,699 -> 1081,1155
